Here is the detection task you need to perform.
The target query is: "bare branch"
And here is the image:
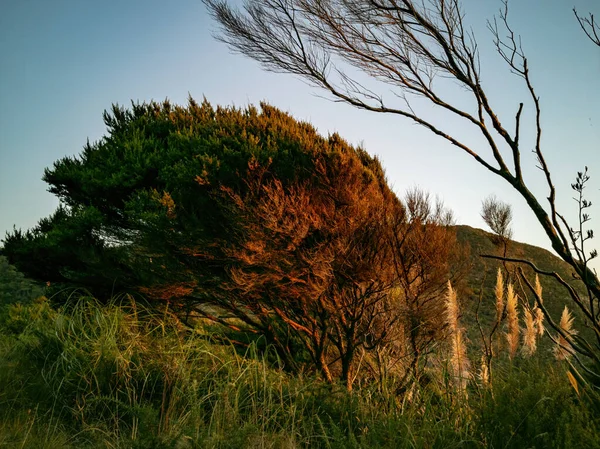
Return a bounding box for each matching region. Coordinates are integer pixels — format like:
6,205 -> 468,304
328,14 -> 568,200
574,9 -> 600,47
481,254 -> 596,325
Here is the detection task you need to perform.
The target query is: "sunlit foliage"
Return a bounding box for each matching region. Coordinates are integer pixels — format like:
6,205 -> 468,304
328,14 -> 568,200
3,99 -> 461,386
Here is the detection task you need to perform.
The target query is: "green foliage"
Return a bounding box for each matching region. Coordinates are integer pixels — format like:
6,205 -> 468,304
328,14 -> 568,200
2,99 -> 389,303
0,256 -> 43,306
2,207 -> 135,298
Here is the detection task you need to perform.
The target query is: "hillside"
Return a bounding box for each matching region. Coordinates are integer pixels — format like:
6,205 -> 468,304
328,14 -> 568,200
455,224 -> 591,354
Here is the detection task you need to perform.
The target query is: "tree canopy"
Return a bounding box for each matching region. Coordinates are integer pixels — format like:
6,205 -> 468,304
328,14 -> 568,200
4,99 -> 382,296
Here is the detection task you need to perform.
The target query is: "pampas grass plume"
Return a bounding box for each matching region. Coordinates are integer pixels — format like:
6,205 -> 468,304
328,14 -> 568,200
554,306 -> 577,361
505,283 -> 519,359
495,268 -> 504,323
446,281 -> 470,390
533,274 -> 545,336
522,308 -> 537,356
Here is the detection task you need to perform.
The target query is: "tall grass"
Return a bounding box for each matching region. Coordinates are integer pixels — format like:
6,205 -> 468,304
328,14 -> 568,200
0,295 -> 597,448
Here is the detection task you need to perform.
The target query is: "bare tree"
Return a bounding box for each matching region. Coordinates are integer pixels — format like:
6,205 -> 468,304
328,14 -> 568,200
204,0 -> 600,366
387,188 -> 467,385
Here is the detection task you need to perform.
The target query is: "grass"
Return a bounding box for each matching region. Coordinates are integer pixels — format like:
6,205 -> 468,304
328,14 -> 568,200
0,295 -> 598,448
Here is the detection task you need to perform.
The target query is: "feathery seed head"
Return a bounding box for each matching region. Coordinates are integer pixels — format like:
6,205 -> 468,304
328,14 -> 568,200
445,280 -> 459,331
495,268 -> 504,323
505,283 -> 519,359
479,353 -> 489,386
445,281 -> 470,391
554,306 -> 577,360
559,306 -> 575,334
522,308 -> 537,356
534,306 -> 544,336
534,274 -> 543,304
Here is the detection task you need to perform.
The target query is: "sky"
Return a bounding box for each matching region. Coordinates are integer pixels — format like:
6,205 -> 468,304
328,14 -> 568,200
1,0 -> 599,269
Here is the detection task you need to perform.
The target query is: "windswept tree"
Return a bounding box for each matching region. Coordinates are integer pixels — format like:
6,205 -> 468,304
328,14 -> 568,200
2,99 -> 462,388
225,173 -> 464,388
204,0 -> 600,370
3,100 -> 337,299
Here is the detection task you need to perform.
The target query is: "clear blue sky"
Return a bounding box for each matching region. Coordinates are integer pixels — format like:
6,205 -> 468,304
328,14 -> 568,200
1,0 -> 599,268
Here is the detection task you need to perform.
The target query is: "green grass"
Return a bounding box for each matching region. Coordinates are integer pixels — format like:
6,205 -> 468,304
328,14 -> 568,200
0,296 -> 598,448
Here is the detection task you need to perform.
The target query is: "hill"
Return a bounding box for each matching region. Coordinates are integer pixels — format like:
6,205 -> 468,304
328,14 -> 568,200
454,224 -> 591,355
